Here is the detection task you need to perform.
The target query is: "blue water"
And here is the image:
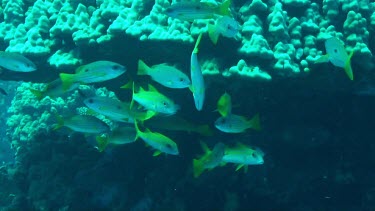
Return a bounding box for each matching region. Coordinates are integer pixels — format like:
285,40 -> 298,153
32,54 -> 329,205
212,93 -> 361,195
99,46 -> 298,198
0,1 -> 375,210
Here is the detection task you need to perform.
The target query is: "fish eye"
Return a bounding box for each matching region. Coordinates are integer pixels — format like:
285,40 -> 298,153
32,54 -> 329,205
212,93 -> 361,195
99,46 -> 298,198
116,105 -> 122,110
88,98 -> 94,104
84,68 -> 89,72
252,153 -> 258,158
195,6 -> 201,10
334,48 -> 338,53
162,101 -> 167,107
165,144 -> 173,149
179,78 -> 184,82
112,65 -> 121,70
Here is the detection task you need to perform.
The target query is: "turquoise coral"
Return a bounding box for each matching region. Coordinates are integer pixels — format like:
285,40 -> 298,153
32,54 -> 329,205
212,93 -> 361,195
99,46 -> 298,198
0,0 -> 373,73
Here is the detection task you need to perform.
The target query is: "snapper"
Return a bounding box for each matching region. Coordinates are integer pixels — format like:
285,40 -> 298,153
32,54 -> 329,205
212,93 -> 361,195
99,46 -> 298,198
134,121 -> 179,156
84,96 -> 156,123
0,51 -> 36,72
215,113 -> 261,133
96,126 -> 137,152
216,92 -> 232,117
208,16 -> 240,45
190,33 -> 205,111
137,60 -> 191,89
193,142 -> 225,178
165,0 -> 232,22
315,37 -> 354,80
222,143 -> 264,171
53,115 -> 110,134
131,83 -> 180,115
60,61 -> 126,90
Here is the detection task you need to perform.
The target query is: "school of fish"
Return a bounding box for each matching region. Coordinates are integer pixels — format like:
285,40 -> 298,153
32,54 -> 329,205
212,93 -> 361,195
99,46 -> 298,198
0,0 -> 356,178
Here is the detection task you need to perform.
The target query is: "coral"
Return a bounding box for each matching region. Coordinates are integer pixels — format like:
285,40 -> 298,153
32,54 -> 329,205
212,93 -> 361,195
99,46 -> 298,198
0,0 -> 374,78
281,0 -> 311,7
201,59 -> 221,76
267,3 -> 289,41
224,59 -> 271,80
239,34 -> 273,59
6,83 -> 79,146
5,83 -> 118,147
321,0 -> 339,27
343,10 -> 372,57
300,3 -> 320,34
273,42 -> 301,75
48,49 -> 82,69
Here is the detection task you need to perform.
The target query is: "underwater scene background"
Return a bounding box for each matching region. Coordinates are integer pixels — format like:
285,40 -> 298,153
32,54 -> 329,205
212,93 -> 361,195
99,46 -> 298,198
0,0 -> 375,210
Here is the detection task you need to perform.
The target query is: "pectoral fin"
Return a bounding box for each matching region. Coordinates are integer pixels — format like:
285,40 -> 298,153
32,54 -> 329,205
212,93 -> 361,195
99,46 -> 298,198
314,54 -> 330,64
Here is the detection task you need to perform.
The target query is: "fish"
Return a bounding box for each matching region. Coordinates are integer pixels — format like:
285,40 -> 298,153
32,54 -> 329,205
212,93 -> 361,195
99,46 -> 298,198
190,33 -> 205,111
222,143 -> 264,171
165,0 -> 232,22
137,60 -> 191,89
30,79 -> 80,100
208,16 -> 239,45
0,51 -> 37,72
144,115 -> 213,136
84,96 -> 156,123
134,121 -> 179,156
193,142 -> 225,178
95,126 -> 137,152
215,113 -> 261,133
131,83 -> 180,115
315,37 -> 354,80
0,88 -> 8,96
53,114 -> 110,134
216,92 -> 232,117
60,61 -> 126,90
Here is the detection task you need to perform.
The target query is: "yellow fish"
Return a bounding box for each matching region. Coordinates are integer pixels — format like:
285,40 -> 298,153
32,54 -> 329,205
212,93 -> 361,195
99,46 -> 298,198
217,92 -> 232,117
134,121 -> 179,156
165,0 -> 232,22
222,143 -> 264,172
315,37 -> 354,80
60,61 -> 126,90
193,142 -> 225,178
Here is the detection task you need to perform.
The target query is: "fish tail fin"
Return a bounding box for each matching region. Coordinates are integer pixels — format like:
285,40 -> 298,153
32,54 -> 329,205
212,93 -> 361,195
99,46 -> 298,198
248,113 -> 261,131
208,23 -> 220,45
120,79 -> 133,89
235,164 -> 245,171
53,114 -> 64,130
153,151 -> 162,156
85,108 -> 98,116
196,125 -> 213,136
59,73 -> 75,91
235,164 -> 248,173
142,110 -> 157,121
96,135 -> 109,152
217,0 -> 231,16
137,59 -> 150,75
134,120 -> 141,140
344,50 -> 354,80
29,89 -> 44,100
200,141 -> 211,153
193,159 -> 205,178
193,33 -> 203,54
314,54 -> 330,64
130,82 -> 136,110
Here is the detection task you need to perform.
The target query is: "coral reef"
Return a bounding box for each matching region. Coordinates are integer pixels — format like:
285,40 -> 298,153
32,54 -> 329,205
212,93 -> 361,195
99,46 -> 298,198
0,0 -> 372,75
5,82 -> 118,147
